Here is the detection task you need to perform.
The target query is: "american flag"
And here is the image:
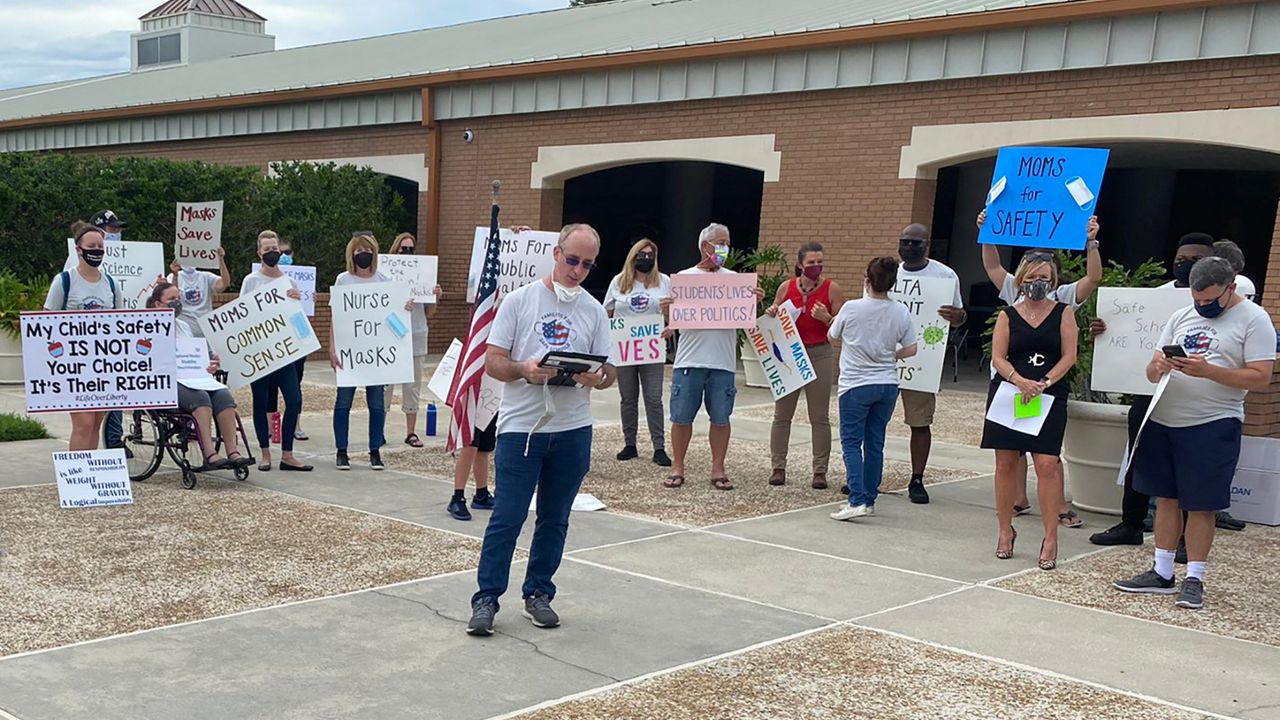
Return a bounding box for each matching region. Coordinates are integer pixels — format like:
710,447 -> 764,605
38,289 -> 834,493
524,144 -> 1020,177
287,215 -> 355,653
446,186 -> 502,451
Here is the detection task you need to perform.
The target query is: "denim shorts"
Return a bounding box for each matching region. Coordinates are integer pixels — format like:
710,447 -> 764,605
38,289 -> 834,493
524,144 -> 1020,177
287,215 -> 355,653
669,368 -> 737,426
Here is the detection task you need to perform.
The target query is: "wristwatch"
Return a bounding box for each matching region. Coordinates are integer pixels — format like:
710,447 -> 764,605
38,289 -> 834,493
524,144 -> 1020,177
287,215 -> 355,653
1086,239 -> 1100,251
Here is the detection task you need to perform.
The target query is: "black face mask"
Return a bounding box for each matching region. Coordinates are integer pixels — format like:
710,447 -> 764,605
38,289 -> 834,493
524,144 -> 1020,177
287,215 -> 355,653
166,299 -> 182,312
81,248 -> 105,268
1172,259 -> 1196,287
354,252 -> 374,270
634,258 -> 655,274
899,241 -> 927,266
261,250 -> 282,268
398,246 -> 415,255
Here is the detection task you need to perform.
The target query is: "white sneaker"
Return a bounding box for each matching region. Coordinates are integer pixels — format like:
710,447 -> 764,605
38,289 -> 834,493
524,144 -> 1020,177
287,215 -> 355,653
830,504 -> 869,521
866,505 -> 875,516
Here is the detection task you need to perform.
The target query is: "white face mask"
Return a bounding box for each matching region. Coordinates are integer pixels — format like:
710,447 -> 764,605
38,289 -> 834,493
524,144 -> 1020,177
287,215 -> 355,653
525,379 -> 558,455
553,281 -> 583,303
103,232 -> 122,243
181,265 -> 197,275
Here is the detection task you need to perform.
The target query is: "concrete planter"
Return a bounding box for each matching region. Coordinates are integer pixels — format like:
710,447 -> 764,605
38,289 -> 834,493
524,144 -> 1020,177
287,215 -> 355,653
0,332 -> 23,385
740,337 -> 768,388
1062,399 -> 1130,515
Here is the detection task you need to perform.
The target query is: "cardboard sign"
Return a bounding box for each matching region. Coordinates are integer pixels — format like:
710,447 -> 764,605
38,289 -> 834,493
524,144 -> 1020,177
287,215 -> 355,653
889,274 -> 955,394
609,315 -> 666,367
64,239 -> 165,310
978,146 -> 1109,250
428,338 -> 463,403
1230,436 -> 1280,526
54,449 -> 133,508
668,273 -> 758,330
746,311 -> 816,400
1090,287 -> 1192,396
21,309 -> 178,413
252,264 -> 317,316
175,201 -> 224,269
378,254 -> 439,303
199,277 -> 320,390
467,228 -> 558,302
329,281 -> 415,388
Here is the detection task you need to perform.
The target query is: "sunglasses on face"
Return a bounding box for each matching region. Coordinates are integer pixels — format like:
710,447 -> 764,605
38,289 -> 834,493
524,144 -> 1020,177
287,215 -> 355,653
564,254 -> 598,272
899,238 -> 926,246
1024,251 -> 1055,263
636,251 -> 656,259
281,250 -> 293,256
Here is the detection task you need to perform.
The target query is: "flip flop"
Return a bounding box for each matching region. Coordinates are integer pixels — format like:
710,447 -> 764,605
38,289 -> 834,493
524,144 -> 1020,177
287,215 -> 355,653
1013,504 -> 1032,516
405,433 -> 424,448
1058,511 -> 1083,528
711,477 -> 734,491
663,475 -> 685,488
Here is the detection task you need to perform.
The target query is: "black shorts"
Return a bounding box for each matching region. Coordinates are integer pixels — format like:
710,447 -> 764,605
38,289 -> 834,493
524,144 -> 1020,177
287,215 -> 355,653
470,415 -> 497,453
1133,418 -> 1242,512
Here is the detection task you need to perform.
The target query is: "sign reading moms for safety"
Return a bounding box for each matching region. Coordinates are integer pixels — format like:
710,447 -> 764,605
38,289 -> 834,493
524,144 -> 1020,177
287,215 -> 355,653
21,309 -> 178,413
668,273 -> 758,330
64,239 -> 165,310
54,449 -> 133,509
978,146 -> 1109,250
746,311 -> 816,400
175,200 -> 224,270
199,277 -> 319,390
379,254 -> 439,303
1091,286 -> 1192,395
889,274 -> 955,394
253,263 -> 317,316
329,281 -> 414,387
467,228 -> 558,302
609,315 -> 666,367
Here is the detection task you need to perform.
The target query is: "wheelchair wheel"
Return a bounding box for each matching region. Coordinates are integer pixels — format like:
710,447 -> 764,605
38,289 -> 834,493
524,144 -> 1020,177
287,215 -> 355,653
124,411 -> 163,482
233,465 -> 250,481
181,467 -> 197,490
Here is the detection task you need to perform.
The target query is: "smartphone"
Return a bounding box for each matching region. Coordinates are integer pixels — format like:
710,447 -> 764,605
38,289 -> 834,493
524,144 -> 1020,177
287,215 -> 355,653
1162,344 -> 1188,359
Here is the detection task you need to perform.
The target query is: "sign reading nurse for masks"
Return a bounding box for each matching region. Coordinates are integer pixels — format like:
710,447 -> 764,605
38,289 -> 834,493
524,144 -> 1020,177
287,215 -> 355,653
199,277 -> 320,390
978,146 -> 1109,250
21,309 -> 178,413
889,274 -> 956,394
175,200 -> 224,270
64,239 -> 165,310
252,264 -> 317,316
378,254 -> 439,303
54,449 -> 133,509
668,273 -> 758,330
746,311 -> 816,400
610,315 -> 666,367
329,281 -> 415,388
1091,286 -> 1193,395
467,228 -> 558,302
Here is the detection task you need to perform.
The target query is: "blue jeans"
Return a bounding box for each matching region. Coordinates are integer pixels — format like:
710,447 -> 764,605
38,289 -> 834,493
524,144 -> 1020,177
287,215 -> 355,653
333,385 -> 386,451
103,410 -> 123,447
473,426 -> 592,607
839,384 -> 898,507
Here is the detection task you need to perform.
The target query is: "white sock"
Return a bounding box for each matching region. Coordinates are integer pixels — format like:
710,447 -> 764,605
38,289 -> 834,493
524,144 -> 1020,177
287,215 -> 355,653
1186,561 -> 1206,582
1154,548 -> 1176,580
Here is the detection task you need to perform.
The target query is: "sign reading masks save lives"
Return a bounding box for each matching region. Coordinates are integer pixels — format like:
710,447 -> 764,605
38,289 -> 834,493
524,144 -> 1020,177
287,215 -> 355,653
64,239 -> 164,309
889,274 -> 955,394
329,281 -> 414,387
54,449 -> 133,508
175,200 -> 224,270
610,315 -> 666,367
1091,286 -> 1192,395
978,146 -> 1109,250
379,254 -> 439,303
21,309 -> 178,413
746,312 -> 816,400
467,228 -> 558,302
199,277 -> 320,390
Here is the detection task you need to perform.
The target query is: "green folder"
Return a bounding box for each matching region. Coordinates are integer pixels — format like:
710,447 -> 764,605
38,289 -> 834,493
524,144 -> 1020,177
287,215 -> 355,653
1015,393 -> 1042,419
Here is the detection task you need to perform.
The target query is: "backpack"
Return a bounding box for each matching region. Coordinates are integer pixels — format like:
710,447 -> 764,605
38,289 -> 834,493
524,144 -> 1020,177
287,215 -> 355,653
59,270 -> 118,311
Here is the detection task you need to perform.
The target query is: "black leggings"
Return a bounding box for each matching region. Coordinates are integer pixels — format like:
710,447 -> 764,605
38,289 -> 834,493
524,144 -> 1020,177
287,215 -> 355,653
251,365 -> 302,451
267,358 -> 306,414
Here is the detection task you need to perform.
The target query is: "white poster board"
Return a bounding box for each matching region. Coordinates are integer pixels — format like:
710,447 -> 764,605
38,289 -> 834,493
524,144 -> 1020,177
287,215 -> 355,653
889,274 -> 956,394
475,375 -> 504,430
378,254 -> 439,303
64,239 -> 165,310
1090,286 -> 1192,395
745,312 -> 817,400
54,449 -> 133,508
609,315 -> 666,367
467,228 -> 558,302
175,200 -> 224,269
428,338 -> 463,403
199,277 -> 320,390
21,309 -> 178,413
329,281 -> 415,388
252,264 -> 317,316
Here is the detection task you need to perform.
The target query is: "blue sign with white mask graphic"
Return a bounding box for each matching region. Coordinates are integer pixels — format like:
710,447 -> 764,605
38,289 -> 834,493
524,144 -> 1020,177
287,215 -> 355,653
978,146 -> 1109,250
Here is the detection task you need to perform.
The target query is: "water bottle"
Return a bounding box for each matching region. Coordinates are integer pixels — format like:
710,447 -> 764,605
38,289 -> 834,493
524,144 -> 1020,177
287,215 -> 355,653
426,402 -> 437,436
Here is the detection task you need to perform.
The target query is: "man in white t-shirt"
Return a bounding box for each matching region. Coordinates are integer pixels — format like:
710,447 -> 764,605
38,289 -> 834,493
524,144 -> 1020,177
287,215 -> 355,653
1113,257 -> 1275,610
467,223 -> 615,637
1212,240 -> 1258,302
169,247 -> 232,337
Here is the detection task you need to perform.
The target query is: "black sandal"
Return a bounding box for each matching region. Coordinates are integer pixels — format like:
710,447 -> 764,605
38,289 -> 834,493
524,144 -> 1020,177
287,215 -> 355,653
203,453 -> 231,471
711,476 -> 734,491
405,433 -> 424,448
663,475 -> 685,488
227,452 -> 254,469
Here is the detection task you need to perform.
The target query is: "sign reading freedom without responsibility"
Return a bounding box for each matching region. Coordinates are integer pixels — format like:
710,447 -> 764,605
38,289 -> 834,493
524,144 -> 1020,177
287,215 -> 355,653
54,449 -> 133,508
379,254 -> 439,303
667,273 -> 758,330
199,277 -> 320,390
889,274 -> 956,394
610,315 -> 666,367
978,146 -> 1109,250
175,200 -> 224,270
21,309 -> 178,413
746,311 -> 816,400
329,281 -> 415,388
467,228 -> 558,302
63,239 -> 165,310
1091,286 -> 1192,395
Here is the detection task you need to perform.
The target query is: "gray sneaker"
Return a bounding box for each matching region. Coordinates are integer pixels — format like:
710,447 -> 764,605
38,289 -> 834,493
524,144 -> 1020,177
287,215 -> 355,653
1175,577 -> 1204,610
466,597 -> 497,636
522,592 -> 560,628
1113,568 -> 1177,594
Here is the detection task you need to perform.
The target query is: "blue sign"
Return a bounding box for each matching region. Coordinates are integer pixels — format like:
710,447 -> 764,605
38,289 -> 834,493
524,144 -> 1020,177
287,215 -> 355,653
978,146 -> 1110,250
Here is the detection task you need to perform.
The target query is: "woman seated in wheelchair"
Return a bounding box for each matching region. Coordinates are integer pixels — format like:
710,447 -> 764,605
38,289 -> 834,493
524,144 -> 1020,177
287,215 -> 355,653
149,282 -> 253,471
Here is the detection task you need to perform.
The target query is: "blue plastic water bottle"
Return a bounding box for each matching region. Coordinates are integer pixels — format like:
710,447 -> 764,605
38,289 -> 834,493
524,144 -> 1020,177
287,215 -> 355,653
426,402 -> 437,436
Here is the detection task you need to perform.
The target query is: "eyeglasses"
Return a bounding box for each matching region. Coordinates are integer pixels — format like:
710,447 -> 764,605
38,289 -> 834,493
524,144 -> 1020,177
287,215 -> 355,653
564,254 -> 598,272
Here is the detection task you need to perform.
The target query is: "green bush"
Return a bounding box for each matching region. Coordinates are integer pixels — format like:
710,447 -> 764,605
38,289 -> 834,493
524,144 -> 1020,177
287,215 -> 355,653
0,412 -> 50,442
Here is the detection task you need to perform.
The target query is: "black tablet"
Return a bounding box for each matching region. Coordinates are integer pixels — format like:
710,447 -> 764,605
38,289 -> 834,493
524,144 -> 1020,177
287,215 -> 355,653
539,351 -> 608,386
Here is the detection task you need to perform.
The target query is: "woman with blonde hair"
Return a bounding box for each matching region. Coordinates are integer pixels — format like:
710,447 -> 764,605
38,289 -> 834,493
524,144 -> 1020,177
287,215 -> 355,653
385,232 -> 442,447
329,232 -> 391,471
603,238 -> 672,466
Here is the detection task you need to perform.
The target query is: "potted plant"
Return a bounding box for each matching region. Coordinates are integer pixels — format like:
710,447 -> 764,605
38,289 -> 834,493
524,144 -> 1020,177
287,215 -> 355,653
0,272 -> 49,384
726,244 -> 789,387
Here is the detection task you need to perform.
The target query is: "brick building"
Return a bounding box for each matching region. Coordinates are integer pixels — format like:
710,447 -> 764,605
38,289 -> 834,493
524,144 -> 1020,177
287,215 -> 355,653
2,0 -> 1279,435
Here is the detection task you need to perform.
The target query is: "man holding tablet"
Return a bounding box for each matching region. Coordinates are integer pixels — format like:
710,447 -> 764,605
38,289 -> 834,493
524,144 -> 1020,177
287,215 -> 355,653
467,223 -> 615,636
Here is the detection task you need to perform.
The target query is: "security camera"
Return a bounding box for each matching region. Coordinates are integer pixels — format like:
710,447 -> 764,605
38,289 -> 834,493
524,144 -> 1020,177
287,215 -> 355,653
462,129 -> 474,143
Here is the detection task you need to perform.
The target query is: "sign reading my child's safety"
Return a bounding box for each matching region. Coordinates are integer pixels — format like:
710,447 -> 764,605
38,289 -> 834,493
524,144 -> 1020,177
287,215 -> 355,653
175,200 -> 224,269
1090,286 -> 1192,395
668,273 -> 758,330
329,281 -> 414,387
467,228 -> 558,302
889,274 -> 955,394
609,315 -> 666,367
54,449 -> 133,509
746,311 -> 816,400
199,277 -> 320,390
379,254 -> 439,303
63,239 -> 165,309
978,146 -> 1109,250
21,309 -> 178,413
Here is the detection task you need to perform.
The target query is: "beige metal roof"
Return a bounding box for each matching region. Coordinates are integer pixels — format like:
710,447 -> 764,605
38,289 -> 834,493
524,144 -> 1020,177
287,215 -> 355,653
140,0 -> 266,21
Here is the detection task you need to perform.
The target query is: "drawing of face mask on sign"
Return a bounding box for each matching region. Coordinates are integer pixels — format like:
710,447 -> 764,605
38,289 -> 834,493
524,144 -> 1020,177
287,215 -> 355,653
1065,176 -> 1095,211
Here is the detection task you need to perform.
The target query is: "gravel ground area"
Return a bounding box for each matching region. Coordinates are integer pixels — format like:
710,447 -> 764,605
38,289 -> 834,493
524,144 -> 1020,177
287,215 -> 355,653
383,424 -> 979,527
735,390 -> 988,448
518,626 -> 1199,720
0,475 -> 484,657
998,524 -> 1280,647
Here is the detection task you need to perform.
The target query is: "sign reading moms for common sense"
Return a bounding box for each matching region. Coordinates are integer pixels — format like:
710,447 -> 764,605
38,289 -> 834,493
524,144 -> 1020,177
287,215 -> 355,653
21,309 -> 178,413
978,146 -> 1109,250
54,449 -> 133,509
889,274 -> 956,394
175,200 -> 224,270
667,273 -> 758,330
329,281 -> 415,387
199,277 -> 320,390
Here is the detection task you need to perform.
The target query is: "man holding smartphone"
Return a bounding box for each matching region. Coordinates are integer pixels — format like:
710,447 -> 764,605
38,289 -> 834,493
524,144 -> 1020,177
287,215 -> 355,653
467,223 -> 615,637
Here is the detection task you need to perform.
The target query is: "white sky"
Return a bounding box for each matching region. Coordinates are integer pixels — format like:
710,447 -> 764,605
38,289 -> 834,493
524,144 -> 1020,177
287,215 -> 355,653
0,0 -> 568,89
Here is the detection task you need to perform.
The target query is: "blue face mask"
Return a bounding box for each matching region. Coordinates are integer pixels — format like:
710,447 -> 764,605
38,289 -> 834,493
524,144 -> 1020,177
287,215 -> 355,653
278,253 -> 294,266
104,232 -> 121,242
1194,287 -> 1231,319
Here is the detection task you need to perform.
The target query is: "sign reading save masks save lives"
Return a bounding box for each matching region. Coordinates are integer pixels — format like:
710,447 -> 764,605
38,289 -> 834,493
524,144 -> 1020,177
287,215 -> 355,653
329,281 -> 415,387
199,277 -> 320,390
889,274 -> 956,395
978,146 -> 1109,250
609,315 -> 666,367
746,311 -> 816,400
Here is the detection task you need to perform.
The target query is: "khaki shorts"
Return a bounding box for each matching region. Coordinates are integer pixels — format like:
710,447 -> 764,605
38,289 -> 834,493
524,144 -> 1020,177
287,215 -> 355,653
899,389 -> 936,428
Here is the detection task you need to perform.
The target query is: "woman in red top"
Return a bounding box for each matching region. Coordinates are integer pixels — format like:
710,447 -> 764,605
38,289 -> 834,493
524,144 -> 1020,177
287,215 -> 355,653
765,242 -> 845,488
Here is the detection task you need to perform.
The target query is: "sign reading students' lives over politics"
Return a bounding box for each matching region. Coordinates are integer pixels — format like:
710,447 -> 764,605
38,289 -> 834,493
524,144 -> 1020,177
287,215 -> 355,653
54,449 -> 133,509
610,315 -> 666,367
21,309 -> 178,413
667,273 -> 759,330
175,200 -> 224,270
889,274 -> 956,394
64,239 -> 165,310
199,277 -> 320,390
746,311 -> 816,400
1091,286 -> 1192,395
978,146 -> 1109,250
379,254 -> 439,303
252,263 -> 317,316
329,281 -> 415,388
467,228 -> 558,302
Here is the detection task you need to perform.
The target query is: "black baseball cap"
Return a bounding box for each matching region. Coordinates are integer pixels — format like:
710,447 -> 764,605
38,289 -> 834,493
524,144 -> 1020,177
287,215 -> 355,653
90,209 -> 126,229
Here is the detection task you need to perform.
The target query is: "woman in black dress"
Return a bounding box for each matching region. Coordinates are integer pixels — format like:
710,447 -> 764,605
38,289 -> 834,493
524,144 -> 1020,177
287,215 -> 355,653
982,253 -> 1078,570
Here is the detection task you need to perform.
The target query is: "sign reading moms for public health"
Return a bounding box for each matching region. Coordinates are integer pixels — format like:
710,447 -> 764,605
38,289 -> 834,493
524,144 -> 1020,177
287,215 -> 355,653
253,263 -> 317,316
379,254 -> 439,303
329,281 -> 415,388
1091,286 -> 1192,395
889,274 -> 955,394
199,277 -> 320,390
21,309 -> 178,413
610,315 -> 666,367
64,239 -> 165,310
978,146 -> 1109,250
667,273 -> 758,330
746,311 -> 816,400
175,200 -> 224,270
467,228 -> 558,302
54,449 -> 133,509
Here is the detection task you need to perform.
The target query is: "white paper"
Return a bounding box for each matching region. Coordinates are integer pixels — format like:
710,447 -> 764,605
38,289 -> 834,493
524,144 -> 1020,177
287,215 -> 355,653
1115,440 -> 1131,486
174,201 -> 224,270
176,338 -> 210,380
474,374 -> 504,430
428,338 -> 464,403
1129,373 -> 1171,457
252,264 -> 317,316
54,449 -> 133,508
467,228 -> 558,303
529,492 -> 607,512
984,381 -> 1055,436
378,254 -> 439,303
